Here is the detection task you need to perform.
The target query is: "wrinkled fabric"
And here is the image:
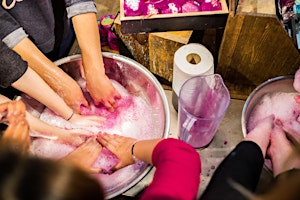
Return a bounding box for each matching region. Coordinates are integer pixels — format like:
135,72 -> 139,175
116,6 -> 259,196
140,138 -> 201,200
0,41 -> 27,88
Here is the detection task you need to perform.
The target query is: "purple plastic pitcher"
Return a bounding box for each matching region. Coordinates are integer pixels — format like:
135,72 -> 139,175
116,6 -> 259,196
178,74 -> 230,148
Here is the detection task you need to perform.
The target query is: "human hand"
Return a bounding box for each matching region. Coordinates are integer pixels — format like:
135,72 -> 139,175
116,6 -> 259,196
0,100 -> 30,154
86,74 -> 121,112
63,137 -> 102,173
97,133 -> 136,170
53,128 -> 96,147
69,113 -> 105,127
55,76 -> 89,114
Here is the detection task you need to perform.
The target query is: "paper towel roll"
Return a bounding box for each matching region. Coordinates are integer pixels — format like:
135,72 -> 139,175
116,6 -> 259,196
172,43 -> 214,111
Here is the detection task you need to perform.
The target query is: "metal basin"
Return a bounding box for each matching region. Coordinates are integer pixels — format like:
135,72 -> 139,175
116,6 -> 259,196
241,75 -> 295,137
35,53 -> 170,199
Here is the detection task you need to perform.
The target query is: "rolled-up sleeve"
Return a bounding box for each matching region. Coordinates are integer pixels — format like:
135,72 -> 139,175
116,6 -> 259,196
0,7 -> 28,48
65,0 -> 97,18
0,41 -> 28,88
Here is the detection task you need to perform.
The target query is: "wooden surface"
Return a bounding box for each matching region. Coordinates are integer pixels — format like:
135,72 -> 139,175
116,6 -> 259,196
119,0 -> 228,34
148,32 -> 192,82
217,0 -> 300,100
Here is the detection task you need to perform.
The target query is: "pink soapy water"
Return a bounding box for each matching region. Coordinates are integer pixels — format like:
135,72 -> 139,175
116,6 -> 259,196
29,80 -> 155,191
247,92 -> 299,132
247,92 -> 300,171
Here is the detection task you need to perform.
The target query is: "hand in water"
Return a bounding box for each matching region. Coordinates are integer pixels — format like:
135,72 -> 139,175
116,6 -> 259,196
54,128 -> 95,147
97,133 -> 136,170
0,100 -> 30,154
69,113 -> 106,127
55,76 -> 89,114
86,74 -> 121,112
63,137 -> 102,173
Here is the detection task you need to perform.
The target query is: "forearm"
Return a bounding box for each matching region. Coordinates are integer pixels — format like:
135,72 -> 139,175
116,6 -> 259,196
140,138 -> 201,200
132,138 -> 163,164
11,67 -> 73,120
12,37 -> 77,96
72,12 -> 105,76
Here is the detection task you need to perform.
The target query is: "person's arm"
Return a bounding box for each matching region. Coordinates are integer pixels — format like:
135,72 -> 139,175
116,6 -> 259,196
0,41 -> 27,88
12,67 -> 74,120
0,94 -> 93,146
0,100 -> 30,155
139,138 -> 201,200
12,37 -> 88,114
71,11 -> 121,112
11,64 -> 105,127
98,134 -> 201,200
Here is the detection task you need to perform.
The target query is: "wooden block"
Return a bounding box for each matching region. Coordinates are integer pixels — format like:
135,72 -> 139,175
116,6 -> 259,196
114,23 -> 150,69
237,0 -> 276,15
119,0 -> 228,34
217,0 -> 300,100
148,31 -> 192,82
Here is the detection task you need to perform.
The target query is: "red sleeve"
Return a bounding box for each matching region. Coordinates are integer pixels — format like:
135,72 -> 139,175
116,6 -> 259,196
140,138 -> 201,200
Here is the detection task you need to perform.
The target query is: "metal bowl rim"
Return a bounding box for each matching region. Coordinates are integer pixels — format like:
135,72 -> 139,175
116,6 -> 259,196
54,53 -> 171,198
241,75 -> 294,137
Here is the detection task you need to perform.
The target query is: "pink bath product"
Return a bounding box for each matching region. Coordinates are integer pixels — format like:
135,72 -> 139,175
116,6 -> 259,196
150,0 -> 170,10
108,31 -> 119,51
98,26 -> 109,46
100,14 -> 116,31
201,0 -> 222,11
161,0 -> 182,14
181,1 -> 201,12
176,0 -> 188,6
124,0 -> 146,16
143,2 -> 160,16
93,147 -> 120,174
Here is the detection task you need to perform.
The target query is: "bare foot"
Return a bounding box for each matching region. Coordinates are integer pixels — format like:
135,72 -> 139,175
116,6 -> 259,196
244,115 -> 274,157
267,124 -> 300,177
280,119 -> 300,144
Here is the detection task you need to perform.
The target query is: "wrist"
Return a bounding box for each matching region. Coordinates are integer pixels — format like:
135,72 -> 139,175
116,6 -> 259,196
131,140 -> 139,162
66,110 -> 74,121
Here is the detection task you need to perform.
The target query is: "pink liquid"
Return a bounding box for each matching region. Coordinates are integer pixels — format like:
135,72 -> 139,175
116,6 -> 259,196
29,80 -> 155,191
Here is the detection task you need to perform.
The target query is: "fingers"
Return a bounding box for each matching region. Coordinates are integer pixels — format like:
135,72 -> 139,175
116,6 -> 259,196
1,100 -> 30,153
101,93 -> 120,113
70,114 -> 105,126
64,137 -> 102,173
97,133 -> 119,154
88,167 -> 102,174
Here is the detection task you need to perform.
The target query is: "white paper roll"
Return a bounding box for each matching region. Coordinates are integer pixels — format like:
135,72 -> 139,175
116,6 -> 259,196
172,43 -> 214,96
171,43 -> 214,111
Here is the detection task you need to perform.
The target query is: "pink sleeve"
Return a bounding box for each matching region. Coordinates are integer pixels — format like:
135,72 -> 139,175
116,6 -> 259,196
140,138 -> 201,200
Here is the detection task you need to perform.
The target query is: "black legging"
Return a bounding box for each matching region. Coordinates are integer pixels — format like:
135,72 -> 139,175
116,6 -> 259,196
200,141 -> 264,200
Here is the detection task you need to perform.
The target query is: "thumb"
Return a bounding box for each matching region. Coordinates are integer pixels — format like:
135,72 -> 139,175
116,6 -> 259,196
88,167 -> 102,174
111,161 -> 124,171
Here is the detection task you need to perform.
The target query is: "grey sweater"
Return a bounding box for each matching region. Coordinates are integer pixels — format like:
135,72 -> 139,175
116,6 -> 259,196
0,0 -> 97,87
